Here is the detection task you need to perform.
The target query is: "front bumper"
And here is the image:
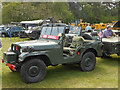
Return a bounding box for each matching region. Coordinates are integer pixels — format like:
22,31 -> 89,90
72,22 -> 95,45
2,58 -> 16,71
3,52 -> 17,64
2,52 -> 18,71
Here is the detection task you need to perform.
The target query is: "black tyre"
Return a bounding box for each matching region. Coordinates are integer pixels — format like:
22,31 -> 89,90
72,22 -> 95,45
2,34 -> 5,37
20,59 -> 46,83
79,52 -> 96,72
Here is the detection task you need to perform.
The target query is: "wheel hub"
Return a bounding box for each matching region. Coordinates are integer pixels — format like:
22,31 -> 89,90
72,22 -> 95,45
85,58 -> 92,67
28,66 -> 40,77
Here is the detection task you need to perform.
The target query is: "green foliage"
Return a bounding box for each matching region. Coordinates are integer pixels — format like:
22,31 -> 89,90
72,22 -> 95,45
2,2 -> 119,24
52,2 -> 74,23
69,2 -> 119,24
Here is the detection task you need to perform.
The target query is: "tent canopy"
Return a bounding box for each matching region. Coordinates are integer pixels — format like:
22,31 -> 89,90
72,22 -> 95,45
20,20 -> 44,24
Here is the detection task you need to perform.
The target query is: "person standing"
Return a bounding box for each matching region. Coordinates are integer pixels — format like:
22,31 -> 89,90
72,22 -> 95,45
0,37 -> 2,50
8,27 -> 12,41
85,24 -> 92,31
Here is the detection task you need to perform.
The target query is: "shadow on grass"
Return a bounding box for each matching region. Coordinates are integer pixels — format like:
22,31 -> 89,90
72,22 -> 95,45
45,64 -> 105,81
2,64 -> 103,85
97,55 -> 119,67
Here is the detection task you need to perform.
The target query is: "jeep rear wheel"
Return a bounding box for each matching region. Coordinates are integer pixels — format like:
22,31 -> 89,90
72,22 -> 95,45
79,52 -> 96,72
20,59 -> 46,83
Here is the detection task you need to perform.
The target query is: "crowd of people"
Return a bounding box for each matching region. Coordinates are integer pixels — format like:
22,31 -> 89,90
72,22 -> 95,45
85,24 -> 119,38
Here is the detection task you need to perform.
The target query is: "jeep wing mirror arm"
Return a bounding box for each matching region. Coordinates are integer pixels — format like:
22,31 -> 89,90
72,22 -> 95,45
58,33 -> 64,45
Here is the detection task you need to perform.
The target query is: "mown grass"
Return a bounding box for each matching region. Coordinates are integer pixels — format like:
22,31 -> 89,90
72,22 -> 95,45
1,37 -> 119,88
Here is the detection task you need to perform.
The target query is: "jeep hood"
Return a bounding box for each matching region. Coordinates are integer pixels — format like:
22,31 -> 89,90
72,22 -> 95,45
13,40 -> 58,47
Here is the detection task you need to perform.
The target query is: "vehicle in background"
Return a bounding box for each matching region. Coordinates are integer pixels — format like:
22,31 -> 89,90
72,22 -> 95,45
70,19 -> 90,30
19,19 -> 50,39
1,26 -> 24,37
94,23 -> 107,30
0,25 -> 9,31
112,20 -> 120,36
68,25 -> 99,41
0,25 -> 9,36
28,26 -> 42,40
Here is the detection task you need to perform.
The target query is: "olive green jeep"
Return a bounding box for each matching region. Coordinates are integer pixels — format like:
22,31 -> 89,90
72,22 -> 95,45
2,23 -> 102,83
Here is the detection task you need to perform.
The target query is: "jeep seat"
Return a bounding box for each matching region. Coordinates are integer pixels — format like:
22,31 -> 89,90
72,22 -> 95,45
63,35 -> 73,47
63,36 -> 84,55
82,34 -> 93,40
70,36 -> 84,48
63,36 -> 95,55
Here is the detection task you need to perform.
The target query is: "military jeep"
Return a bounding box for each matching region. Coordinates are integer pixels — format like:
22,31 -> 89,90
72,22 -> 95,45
2,23 -> 102,83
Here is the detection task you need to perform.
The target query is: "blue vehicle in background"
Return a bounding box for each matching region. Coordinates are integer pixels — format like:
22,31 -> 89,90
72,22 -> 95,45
0,26 -> 24,37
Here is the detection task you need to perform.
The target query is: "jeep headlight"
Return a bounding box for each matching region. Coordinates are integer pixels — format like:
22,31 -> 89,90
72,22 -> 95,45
7,47 -> 11,52
13,46 -> 15,51
27,46 -> 34,52
20,48 -> 23,53
21,46 -> 34,52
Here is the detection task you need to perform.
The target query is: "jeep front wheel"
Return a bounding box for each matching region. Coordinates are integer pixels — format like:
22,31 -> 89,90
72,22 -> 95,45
79,52 -> 96,72
20,59 -> 46,83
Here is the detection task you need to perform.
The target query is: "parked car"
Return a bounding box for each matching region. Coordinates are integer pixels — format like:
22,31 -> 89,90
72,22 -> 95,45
19,19 -> 50,39
1,26 -> 24,37
0,25 -> 9,37
28,26 -> 42,40
19,26 -> 42,40
2,23 -> 102,83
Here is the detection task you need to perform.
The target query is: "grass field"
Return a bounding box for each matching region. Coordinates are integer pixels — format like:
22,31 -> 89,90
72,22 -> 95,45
1,37 -> 119,88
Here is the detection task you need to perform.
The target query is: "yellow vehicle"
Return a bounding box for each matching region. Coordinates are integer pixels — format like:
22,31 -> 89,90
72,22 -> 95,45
78,22 -> 90,30
70,19 -> 90,30
95,23 -> 107,30
91,24 -> 95,29
100,23 -> 107,30
94,24 -> 101,30
70,23 -> 75,26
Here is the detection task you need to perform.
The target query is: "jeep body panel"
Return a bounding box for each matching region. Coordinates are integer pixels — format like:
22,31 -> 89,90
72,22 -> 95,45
102,37 -> 120,55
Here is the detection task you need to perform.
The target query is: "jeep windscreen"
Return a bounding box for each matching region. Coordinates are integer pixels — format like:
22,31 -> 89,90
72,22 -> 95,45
40,26 -> 64,41
69,26 -> 81,34
12,27 -> 24,30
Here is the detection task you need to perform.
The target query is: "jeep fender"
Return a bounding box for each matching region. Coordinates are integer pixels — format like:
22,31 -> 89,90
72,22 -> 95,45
77,44 -> 102,57
19,51 -> 50,63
